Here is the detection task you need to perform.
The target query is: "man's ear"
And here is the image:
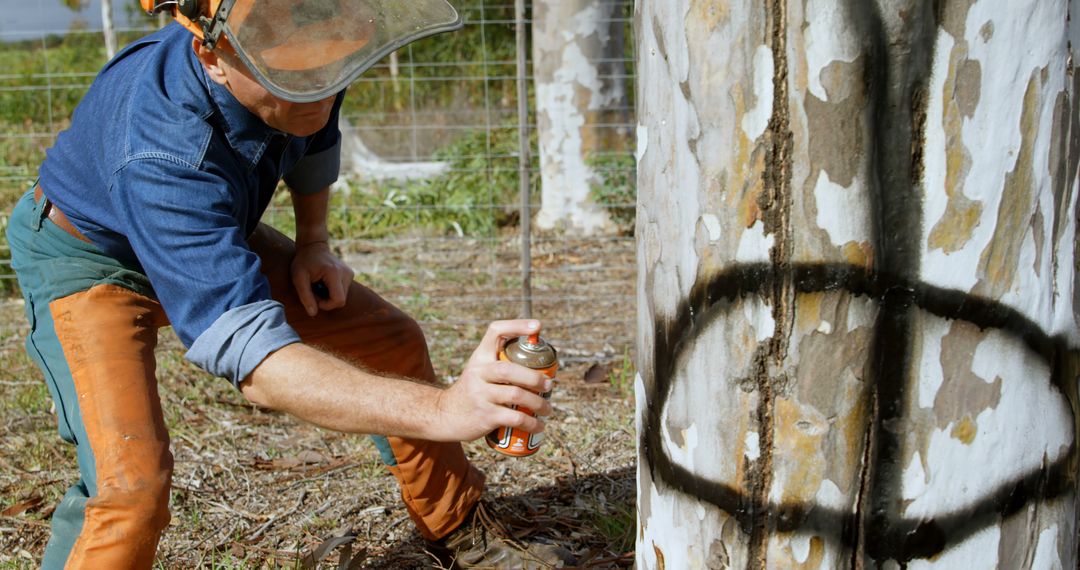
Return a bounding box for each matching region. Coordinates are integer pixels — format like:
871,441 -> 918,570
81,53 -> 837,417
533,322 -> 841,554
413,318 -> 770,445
192,37 -> 228,86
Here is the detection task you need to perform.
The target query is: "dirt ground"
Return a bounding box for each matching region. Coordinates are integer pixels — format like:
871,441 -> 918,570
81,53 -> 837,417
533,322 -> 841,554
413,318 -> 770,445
0,233 -> 637,569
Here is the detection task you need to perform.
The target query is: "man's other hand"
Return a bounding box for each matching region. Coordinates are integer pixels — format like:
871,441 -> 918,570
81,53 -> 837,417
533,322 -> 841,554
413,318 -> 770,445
291,241 -> 355,316
435,320 -> 555,442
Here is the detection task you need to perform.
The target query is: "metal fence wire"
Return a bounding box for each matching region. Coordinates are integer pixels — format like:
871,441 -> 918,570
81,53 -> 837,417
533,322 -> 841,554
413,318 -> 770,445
0,1 -> 637,374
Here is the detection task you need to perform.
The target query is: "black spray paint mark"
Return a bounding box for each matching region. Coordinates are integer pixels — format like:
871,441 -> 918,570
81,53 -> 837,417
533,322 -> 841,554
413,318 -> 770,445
641,262 -> 1078,563
859,0 -> 937,562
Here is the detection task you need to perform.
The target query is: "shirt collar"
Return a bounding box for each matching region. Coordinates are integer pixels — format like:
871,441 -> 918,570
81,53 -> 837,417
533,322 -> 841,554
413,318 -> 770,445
198,59 -> 288,169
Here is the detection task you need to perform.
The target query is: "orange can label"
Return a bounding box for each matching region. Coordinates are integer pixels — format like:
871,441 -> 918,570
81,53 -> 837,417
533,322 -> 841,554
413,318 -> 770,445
485,341 -> 558,457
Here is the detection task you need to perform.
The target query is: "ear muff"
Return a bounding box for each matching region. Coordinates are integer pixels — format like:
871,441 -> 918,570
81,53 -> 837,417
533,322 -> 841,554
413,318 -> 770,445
139,0 -> 225,45
139,0 -> 199,17
176,0 -> 201,19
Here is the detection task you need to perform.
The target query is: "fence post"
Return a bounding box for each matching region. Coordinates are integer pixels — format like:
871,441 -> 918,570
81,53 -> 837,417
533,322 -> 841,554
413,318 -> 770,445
516,0 -> 533,318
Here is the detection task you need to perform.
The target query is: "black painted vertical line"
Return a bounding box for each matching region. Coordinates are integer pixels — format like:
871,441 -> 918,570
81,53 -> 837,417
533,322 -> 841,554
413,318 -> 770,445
850,392 -> 878,570
848,3 -> 889,560
838,4 -> 881,564
861,0 -> 937,564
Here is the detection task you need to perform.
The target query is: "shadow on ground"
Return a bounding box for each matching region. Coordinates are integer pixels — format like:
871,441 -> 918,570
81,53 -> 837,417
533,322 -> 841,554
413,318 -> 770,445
300,466 -> 636,569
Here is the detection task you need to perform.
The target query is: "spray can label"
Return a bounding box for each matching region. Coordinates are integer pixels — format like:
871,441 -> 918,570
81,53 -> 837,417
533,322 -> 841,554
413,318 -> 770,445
485,334 -> 558,457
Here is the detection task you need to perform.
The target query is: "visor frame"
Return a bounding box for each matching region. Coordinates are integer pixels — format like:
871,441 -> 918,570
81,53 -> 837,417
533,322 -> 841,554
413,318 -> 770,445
194,0 -> 235,49
220,2 -> 464,103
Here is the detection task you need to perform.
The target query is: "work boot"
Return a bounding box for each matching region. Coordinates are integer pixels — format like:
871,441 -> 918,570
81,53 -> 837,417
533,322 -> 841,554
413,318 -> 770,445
427,501 -> 577,569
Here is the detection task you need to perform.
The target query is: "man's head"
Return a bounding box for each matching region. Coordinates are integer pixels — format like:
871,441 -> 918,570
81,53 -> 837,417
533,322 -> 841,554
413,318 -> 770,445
193,38 -> 337,137
142,0 -> 463,103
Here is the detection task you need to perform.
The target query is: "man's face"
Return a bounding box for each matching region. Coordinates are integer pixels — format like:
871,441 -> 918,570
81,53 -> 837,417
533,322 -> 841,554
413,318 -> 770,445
197,40 -> 337,137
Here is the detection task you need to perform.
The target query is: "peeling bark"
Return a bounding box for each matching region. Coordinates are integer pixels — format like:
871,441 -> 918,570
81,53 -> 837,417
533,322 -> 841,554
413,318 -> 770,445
533,0 -> 628,235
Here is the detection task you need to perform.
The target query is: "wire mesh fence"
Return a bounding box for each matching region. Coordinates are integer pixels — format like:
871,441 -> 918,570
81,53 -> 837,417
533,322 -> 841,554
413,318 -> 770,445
0,0 -> 637,373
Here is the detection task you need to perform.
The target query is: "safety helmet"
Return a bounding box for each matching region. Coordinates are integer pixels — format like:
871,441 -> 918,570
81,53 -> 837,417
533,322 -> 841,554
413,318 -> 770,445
142,0 -> 462,102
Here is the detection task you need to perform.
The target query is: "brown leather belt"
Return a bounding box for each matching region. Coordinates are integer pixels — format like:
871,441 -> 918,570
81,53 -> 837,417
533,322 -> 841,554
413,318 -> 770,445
34,186 -> 90,243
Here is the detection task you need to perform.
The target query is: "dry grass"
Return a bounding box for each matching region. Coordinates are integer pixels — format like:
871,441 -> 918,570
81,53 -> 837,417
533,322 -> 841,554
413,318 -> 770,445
0,234 -> 636,569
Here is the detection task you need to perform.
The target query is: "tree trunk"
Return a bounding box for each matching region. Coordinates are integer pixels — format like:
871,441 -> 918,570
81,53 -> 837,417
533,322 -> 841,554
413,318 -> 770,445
635,0 -> 1080,568
532,0 -> 628,235
101,0 -> 117,59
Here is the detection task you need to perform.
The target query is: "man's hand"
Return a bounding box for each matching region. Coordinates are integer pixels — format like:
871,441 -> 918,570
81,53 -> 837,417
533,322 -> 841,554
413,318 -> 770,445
291,241 -> 355,316
434,320 -> 555,442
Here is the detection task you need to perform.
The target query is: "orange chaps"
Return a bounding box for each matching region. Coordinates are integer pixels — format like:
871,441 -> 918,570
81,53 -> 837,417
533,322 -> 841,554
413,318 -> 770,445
248,224 -> 485,544
9,190 -> 483,569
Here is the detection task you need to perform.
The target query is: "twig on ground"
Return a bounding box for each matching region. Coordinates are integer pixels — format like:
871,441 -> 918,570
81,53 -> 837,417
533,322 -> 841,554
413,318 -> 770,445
293,497 -> 335,528
246,489 -> 307,542
203,499 -> 269,522
283,461 -> 361,491
375,513 -> 411,547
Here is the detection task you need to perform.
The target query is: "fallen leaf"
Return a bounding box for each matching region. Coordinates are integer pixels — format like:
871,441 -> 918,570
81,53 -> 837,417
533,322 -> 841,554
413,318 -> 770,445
301,535 -> 356,570
584,363 -> 612,384
2,495 -> 43,516
270,457 -> 302,469
295,450 -> 329,465
253,452 -> 336,471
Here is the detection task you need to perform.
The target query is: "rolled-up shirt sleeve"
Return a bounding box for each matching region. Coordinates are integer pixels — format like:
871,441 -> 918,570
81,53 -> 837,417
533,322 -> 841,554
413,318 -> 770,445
111,158 -> 298,387
283,92 -> 344,194
186,300 -> 300,387
284,140 -> 340,194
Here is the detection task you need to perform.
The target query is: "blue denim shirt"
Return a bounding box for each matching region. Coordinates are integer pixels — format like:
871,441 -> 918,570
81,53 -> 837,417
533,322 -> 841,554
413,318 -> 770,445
37,23 -> 343,386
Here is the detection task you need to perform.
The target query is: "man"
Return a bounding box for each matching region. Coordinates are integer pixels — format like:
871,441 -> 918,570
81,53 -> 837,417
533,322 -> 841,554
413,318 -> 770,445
6,0 -> 574,567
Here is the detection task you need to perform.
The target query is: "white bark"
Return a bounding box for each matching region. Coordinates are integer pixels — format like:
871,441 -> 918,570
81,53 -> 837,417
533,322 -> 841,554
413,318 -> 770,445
389,51 -> 399,88
636,0 -> 1080,567
532,0 -> 626,235
101,0 -> 116,59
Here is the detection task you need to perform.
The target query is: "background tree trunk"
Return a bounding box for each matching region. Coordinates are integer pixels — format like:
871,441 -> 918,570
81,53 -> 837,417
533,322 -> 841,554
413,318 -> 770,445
635,0 -> 1080,567
101,0 -> 116,59
532,0 -> 628,235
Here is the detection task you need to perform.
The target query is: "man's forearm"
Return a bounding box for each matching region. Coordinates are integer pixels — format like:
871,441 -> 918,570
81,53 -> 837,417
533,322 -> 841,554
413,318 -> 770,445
240,321 -> 554,444
240,342 -> 447,440
291,187 -> 331,246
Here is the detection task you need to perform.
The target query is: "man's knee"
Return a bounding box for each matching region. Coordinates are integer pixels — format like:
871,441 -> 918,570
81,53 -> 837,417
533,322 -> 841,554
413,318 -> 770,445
292,283 -> 438,381
384,311 -> 437,382
91,451 -> 173,534
396,313 -> 429,355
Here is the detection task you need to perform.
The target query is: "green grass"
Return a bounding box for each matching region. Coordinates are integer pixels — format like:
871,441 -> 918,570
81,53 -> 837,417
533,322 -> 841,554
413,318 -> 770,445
589,153 -> 638,235
261,126 -> 537,241
607,347 -> 636,401
591,501 -> 635,555
7,379 -> 49,416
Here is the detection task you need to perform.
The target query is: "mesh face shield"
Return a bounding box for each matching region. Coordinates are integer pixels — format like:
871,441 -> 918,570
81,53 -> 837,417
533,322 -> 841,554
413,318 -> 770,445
215,0 -> 461,102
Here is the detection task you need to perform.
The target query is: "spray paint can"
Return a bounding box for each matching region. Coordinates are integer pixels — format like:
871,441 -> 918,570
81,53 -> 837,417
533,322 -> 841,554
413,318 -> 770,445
485,333 -> 558,457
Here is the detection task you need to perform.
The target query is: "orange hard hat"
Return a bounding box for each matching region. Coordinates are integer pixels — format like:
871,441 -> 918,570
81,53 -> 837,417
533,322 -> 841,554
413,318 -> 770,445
142,0 -> 462,102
